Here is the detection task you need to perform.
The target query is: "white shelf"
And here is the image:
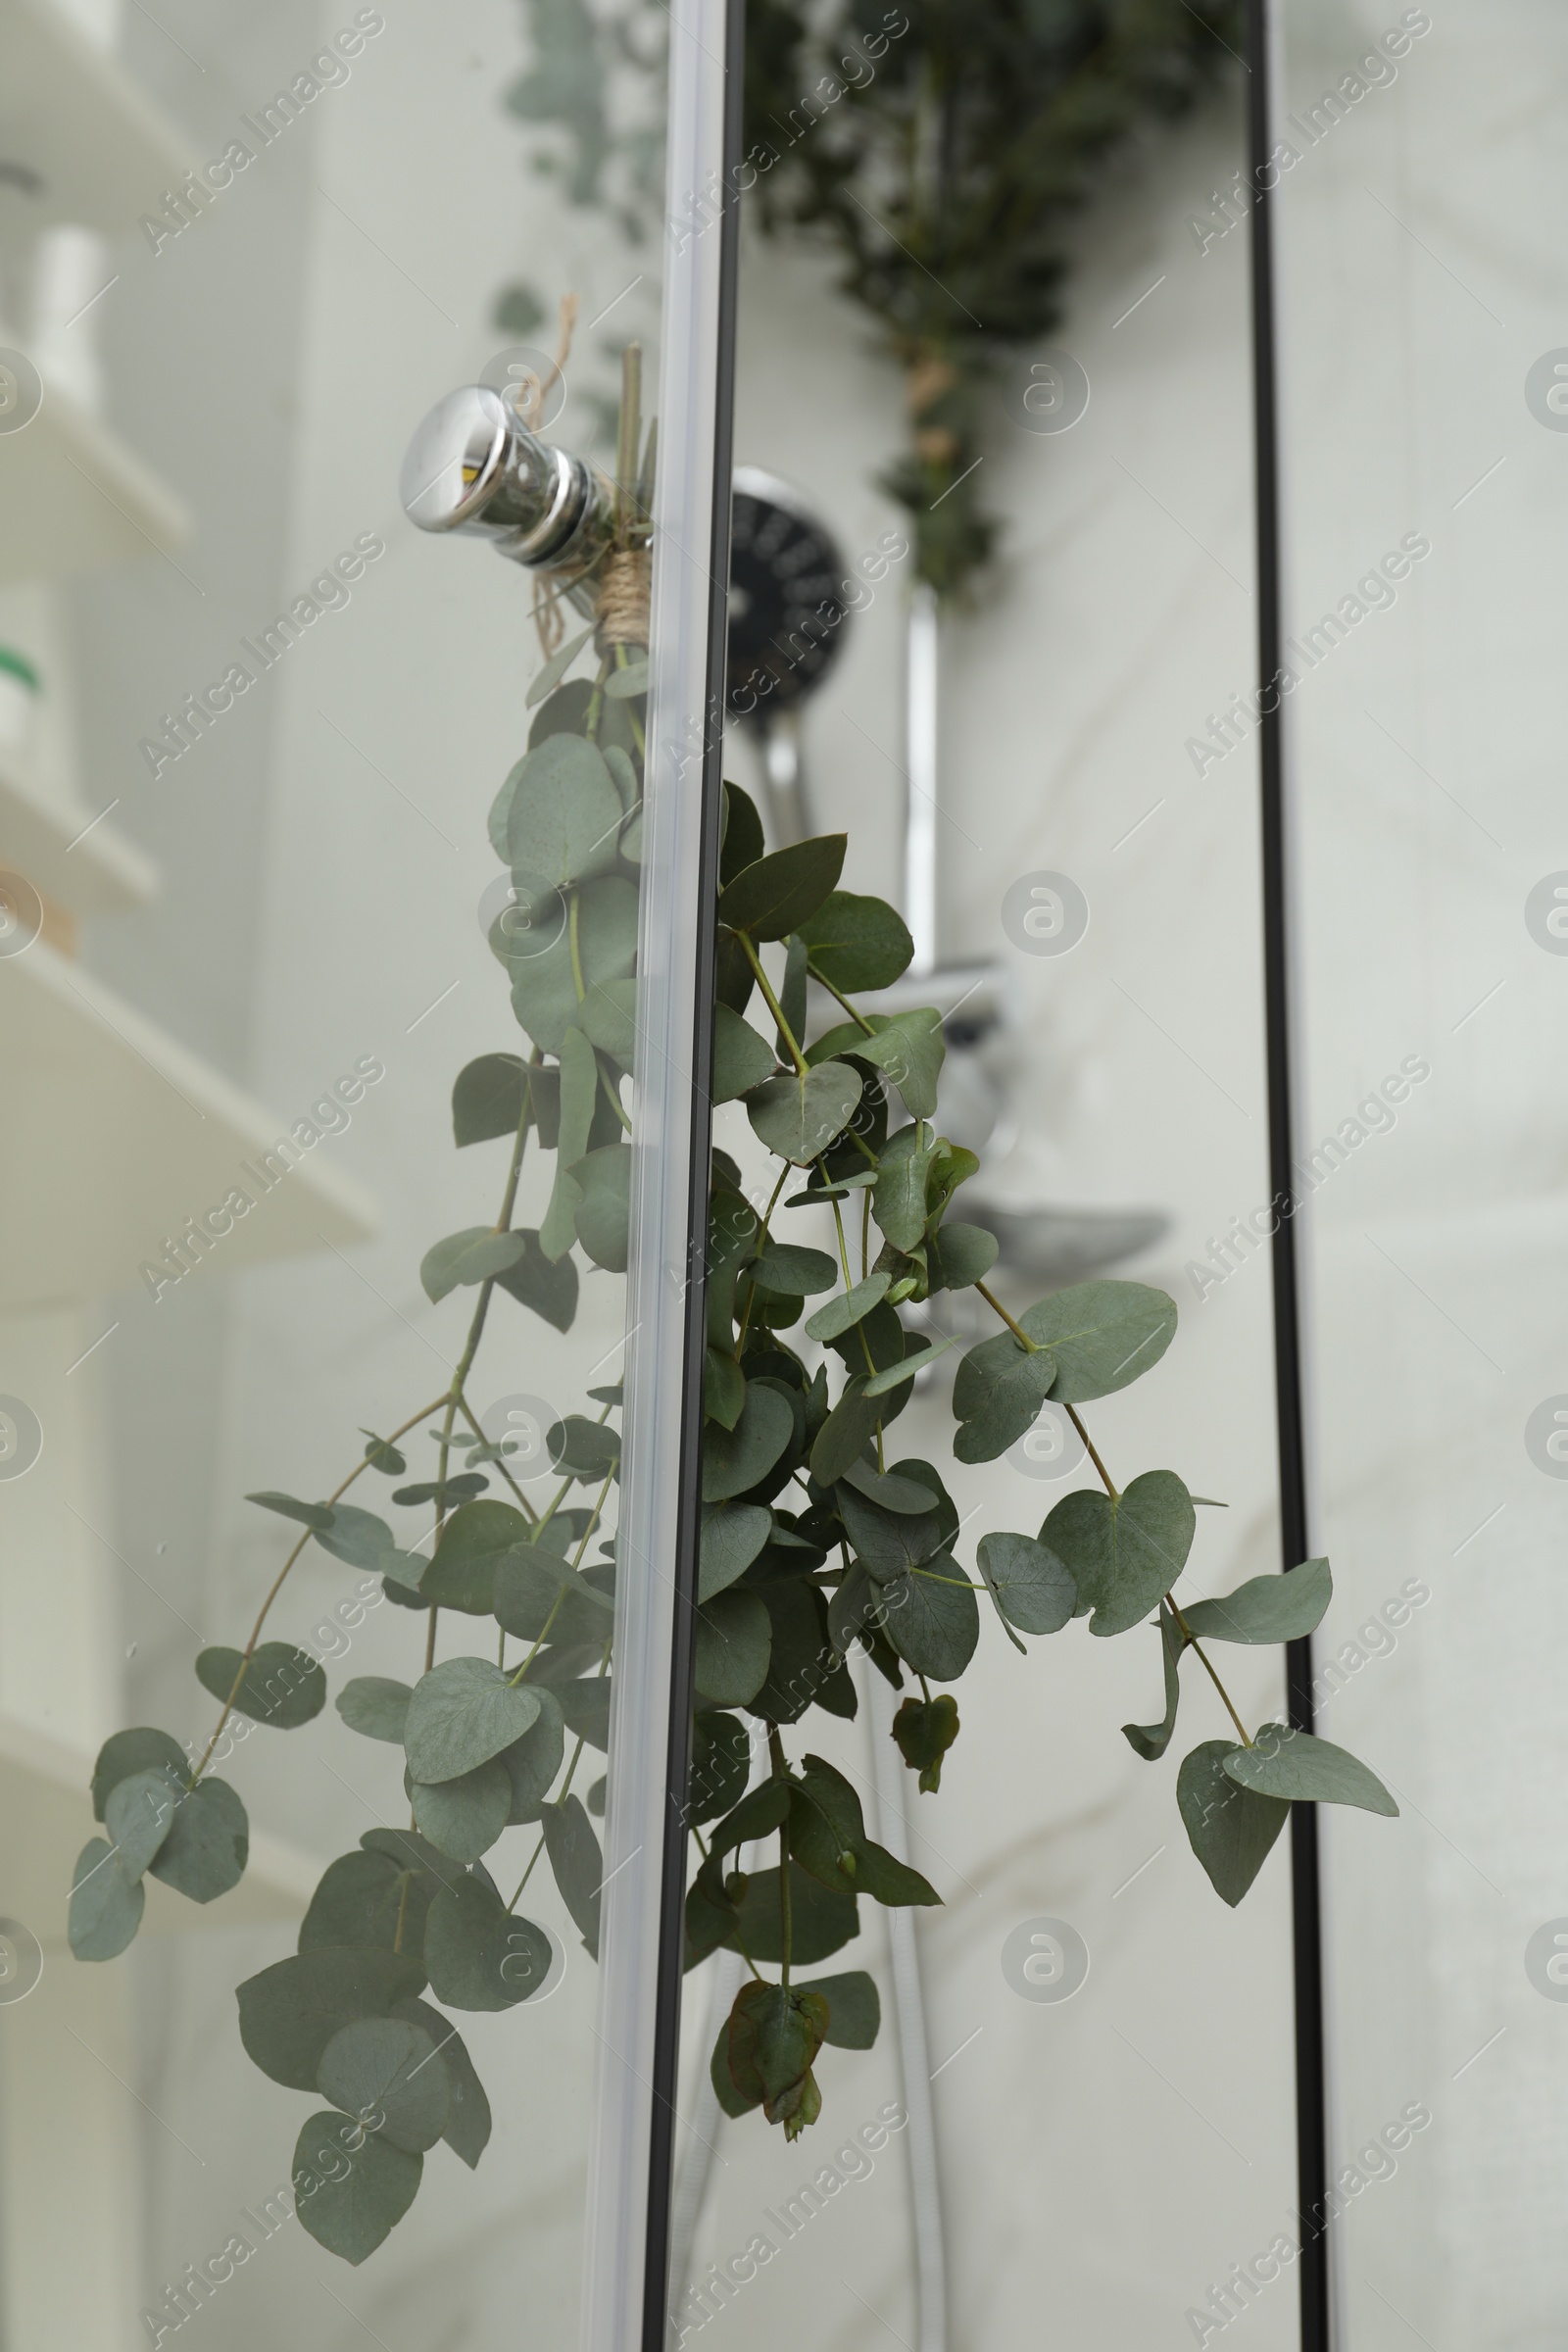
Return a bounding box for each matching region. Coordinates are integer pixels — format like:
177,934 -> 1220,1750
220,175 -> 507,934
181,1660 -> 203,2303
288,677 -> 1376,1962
0,369 -> 191,588
0,1712 -> 318,1945
0,753 -> 157,912
0,941 -> 379,1310
0,0 -> 190,238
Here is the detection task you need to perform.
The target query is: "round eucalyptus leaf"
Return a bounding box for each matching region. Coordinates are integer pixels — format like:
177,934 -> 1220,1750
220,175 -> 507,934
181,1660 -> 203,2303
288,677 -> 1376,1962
701,1381 -> 794,1502
409,1758 -> 513,1864
69,1837 -> 144,1961
318,2017 -> 451,2153
196,1642 -> 325,1730
976,1531 -> 1076,1636
237,1948 -> 428,2090
498,1687 -> 565,1825
504,732 -> 624,887
1177,1740 -> 1289,1908
293,2110 -> 422,2265
879,1560 -> 980,1681
390,1997 -> 492,2169
423,1873 -> 552,2012
90,1726 -> 189,1824
335,1677 -> 413,1744
747,1062 -> 863,1167
698,1502 -> 771,1603
147,1776 -> 248,1903
312,1503 -> 396,1573
404,1657 -> 542,1785
300,1849 -> 430,1978
104,1767 -> 178,1879
695,1591 -> 773,1707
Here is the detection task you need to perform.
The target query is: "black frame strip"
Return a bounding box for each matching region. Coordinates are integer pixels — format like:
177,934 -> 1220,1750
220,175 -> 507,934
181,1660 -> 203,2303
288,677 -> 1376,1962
640,6 -> 748,2342
1243,5 -> 1331,2347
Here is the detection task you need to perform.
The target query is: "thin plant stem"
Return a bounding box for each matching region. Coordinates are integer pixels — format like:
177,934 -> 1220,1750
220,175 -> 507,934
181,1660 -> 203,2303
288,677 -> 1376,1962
739,935 -> 808,1077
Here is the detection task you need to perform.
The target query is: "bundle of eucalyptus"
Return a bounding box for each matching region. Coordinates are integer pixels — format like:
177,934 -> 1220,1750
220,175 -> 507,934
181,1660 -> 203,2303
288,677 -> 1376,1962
742,0 -> 1246,598
65,373 -> 1394,2264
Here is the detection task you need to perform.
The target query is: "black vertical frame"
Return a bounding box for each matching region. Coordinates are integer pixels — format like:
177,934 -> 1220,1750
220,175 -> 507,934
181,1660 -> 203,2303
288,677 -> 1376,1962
639,5 -> 747,2343
1243,3 -> 1331,2347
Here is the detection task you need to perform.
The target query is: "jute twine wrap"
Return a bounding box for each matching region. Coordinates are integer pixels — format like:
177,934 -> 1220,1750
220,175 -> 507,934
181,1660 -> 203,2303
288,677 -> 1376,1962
595,545 -> 651,649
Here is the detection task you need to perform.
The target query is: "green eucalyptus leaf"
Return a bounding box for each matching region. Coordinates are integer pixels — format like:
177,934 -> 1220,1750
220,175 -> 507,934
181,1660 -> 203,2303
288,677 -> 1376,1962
702,1381 -> 794,1501
578,976 -> 639,1063
872,1130 -> 933,1253
726,1979 -> 829,2133
336,1677 -> 413,1744
712,1004 -> 777,1102
1177,1740 -> 1290,1906
525,621 -> 596,710
879,1558 -> 979,1680
811,1009 -> 945,1118
360,1429 -> 407,1476
452,1052 -> 529,1146
748,1062 -> 863,1166
1022,1278 -> 1178,1404
236,1948 -> 427,2089
727,1862 -> 857,1965
404,1658 -> 542,1784
556,1675 -> 612,1752
705,1347 -> 746,1429
493,1549 -> 612,1647
104,1768 -> 178,1878
604,742 -> 638,810
696,1590 -> 773,1705
952,1329 -> 1057,1461
546,1413 -> 620,1482
246,1490 -> 334,1531
507,875 -> 638,1056
423,1873 -> 553,2011
808,1377 -> 880,1486
838,1485 -> 946,1583
318,2016 -> 450,2153
805,1272 -> 891,1342
927,1221 -> 999,1292
300,1849 -> 430,1973
504,733 -> 624,886
293,2110 -> 422,2264
797,1969 -> 881,2048
542,1793 -> 603,1956
91,1726 -> 189,1823
313,1504 -> 396,1574
976,1531 -> 1076,1636
420,1226 -> 528,1305
1122,1604 -> 1185,1762
719,780 -> 766,887
422,1499 -> 529,1616
69,1837 -> 144,1959
688,1710 -> 752,1826
1042,1471 -> 1196,1639
699,1502 -> 772,1602
1224,1725 -> 1398,1815
753,1243 -> 838,1297
389,1996 -> 491,2167
540,1027 -> 597,1261
862,1335 -> 958,1397
717,834 -> 847,940
798,890 -> 913,992
1180,1558 -> 1332,1646
498,1687 -> 565,1824
410,1758 -> 513,1863
572,1144 -> 631,1270
838,1456 -> 937,1514
604,656 -> 649,699
493,1227 -> 579,1333
147,1777 -> 248,1902
196,1642 -> 325,1729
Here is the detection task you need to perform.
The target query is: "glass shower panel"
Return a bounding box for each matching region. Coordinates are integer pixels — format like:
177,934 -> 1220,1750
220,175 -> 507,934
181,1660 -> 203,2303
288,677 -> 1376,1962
1274,2 -> 1565,2344
668,29 -> 1303,2352
0,0 -> 702,2344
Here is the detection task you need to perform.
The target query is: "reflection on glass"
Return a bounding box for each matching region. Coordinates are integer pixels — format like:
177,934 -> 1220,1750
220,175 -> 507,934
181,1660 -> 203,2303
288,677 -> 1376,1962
0,0 -> 668,2341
